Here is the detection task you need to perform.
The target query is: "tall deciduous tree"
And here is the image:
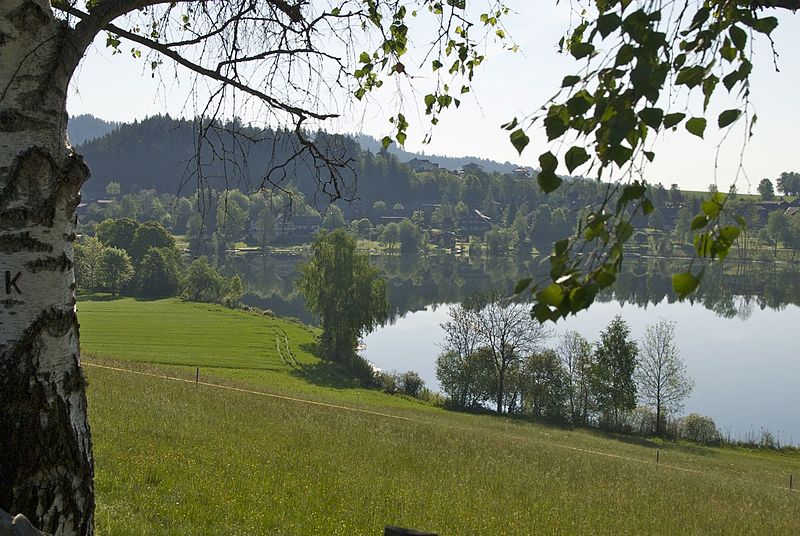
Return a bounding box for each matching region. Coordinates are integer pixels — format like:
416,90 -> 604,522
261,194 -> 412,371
592,316 -> 638,429
128,221 -> 175,263
437,303 -> 488,408
95,217 -> 140,251
74,236 -> 106,291
518,349 -> 569,420
634,319 -> 694,436
468,290 -> 549,414
557,330 -> 595,425
183,257 -> 225,303
297,229 -> 388,362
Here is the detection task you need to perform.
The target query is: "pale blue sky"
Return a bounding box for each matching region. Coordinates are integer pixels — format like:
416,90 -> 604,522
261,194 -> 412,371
67,3 -> 800,192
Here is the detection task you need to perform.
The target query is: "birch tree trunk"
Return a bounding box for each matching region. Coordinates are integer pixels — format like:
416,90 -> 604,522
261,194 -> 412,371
0,1 -> 94,534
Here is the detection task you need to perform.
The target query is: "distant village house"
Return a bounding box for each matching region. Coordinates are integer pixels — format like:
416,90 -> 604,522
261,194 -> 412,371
407,158 -> 440,173
274,214 -> 322,241
458,209 -> 492,237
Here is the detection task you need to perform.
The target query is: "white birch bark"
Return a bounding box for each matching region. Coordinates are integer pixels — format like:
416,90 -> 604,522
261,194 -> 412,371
0,1 -> 93,534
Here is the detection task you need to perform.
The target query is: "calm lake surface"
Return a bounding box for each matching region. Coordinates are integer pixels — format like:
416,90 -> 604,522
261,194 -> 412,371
363,299 -> 800,444
236,253 -> 800,444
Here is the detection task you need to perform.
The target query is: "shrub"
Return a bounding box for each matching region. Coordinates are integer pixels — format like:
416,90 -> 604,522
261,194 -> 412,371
399,371 -> 425,398
374,370 -> 399,394
679,414 -> 722,445
759,429 -> 779,450
621,406 -> 657,436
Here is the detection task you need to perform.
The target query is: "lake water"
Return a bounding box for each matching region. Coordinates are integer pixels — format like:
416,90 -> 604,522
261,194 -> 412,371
363,298 -> 800,445
236,253 -> 800,444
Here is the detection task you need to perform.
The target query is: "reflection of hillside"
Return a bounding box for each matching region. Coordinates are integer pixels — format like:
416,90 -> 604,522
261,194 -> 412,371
603,259 -> 800,320
230,253 -> 800,323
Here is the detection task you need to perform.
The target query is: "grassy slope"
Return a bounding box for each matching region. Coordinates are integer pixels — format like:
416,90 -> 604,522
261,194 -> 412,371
80,297 -> 319,370
79,298 -> 800,535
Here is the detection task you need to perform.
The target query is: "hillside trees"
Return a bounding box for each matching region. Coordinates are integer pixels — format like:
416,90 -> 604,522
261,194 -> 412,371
758,179 -> 775,201
297,229 -> 388,364
777,172 -> 800,196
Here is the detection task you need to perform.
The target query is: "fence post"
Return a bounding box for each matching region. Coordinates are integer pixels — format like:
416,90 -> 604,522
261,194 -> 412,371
195,366 -> 199,385
656,449 -> 660,466
790,474 -> 793,491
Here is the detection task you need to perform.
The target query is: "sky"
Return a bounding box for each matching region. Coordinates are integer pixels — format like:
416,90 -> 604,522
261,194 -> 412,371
67,2 -> 800,193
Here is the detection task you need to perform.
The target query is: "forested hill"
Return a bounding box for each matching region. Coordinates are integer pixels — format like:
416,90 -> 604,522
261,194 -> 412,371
72,115 -> 519,198
68,114 -> 120,145
355,134 -> 518,174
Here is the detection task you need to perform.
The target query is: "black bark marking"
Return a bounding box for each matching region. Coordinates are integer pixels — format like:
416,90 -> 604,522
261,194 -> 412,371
0,233 -> 51,253
4,271 -> 22,294
0,147 -> 88,230
0,307 -> 93,535
0,110 -> 50,133
0,299 -> 24,308
24,253 -> 71,273
7,2 -> 50,34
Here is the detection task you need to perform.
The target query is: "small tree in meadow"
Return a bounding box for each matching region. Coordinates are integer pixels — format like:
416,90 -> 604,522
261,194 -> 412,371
98,247 -> 134,296
183,257 -> 225,303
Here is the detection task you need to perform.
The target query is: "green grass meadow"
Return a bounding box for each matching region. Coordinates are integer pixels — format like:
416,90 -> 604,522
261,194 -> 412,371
80,297 -> 800,535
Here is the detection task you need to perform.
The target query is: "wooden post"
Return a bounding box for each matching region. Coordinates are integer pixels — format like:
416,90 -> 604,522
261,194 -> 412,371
384,526 -> 438,536
790,474 -> 793,491
195,366 -> 199,385
656,449 -> 660,465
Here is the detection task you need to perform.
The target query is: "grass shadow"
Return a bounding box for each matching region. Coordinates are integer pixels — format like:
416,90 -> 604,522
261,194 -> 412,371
292,361 -> 362,390
586,428 -> 661,449
292,342 -> 363,390
77,293 -> 121,302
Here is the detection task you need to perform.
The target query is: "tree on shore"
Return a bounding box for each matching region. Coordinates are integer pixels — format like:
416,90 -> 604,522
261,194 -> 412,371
592,316 -> 638,429
557,331 -> 595,425
518,349 -> 569,420
297,229 -> 388,363
437,304 -> 489,409
467,291 -> 550,414
635,319 -> 694,436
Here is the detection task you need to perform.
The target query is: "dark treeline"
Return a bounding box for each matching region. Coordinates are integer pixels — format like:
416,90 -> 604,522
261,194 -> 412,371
354,134 -> 519,174
74,114 -> 610,222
